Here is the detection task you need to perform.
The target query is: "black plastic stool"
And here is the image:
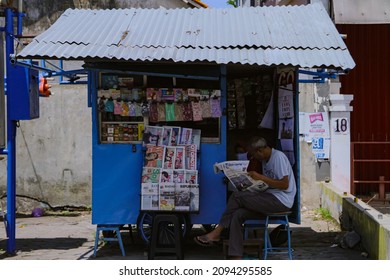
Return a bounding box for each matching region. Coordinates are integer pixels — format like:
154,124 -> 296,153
148,214 -> 183,259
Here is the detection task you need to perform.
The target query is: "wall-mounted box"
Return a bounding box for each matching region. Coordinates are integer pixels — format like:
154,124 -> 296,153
7,64 -> 39,120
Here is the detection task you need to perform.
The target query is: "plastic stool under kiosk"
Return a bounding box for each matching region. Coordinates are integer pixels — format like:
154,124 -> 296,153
263,212 -> 293,260
244,211 -> 292,260
148,214 -> 183,260
93,224 -> 125,257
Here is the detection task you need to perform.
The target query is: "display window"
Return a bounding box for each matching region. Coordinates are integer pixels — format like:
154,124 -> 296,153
97,73 -> 222,144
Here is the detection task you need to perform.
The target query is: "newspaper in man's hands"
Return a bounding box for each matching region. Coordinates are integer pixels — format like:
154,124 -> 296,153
214,160 -> 269,192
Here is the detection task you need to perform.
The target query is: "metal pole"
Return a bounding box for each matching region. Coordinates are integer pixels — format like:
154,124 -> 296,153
0,25 -> 5,150
5,7 -> 17,254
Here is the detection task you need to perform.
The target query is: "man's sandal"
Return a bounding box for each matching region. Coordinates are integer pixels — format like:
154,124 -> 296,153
193,235 -> 220,247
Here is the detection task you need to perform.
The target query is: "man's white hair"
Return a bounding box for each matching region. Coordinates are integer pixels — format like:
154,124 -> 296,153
249,136 -> 267,150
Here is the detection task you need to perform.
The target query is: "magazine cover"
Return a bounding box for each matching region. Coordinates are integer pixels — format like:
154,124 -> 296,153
159,183 -> 175,210
191,129 -> 201,150
137,123 -> 144,141
189,184 -> 199,212
142,125 -> 163,146
160,88 -> 175,101
185,170 -> 198,184
179,128 -> 193,145
173,169 -> 185,183
174,184 -> 191,211
165,126 -> 181,146
175,146 -> 185,169
160,169 -> 174,183
146,88 -> 158,101
173,88 -> 183,102
141,183 -> 159,210
141,182 -> 159,195
187,88 -> 201,99
144,145 -> 164,168
161,127 -> 172,146
163,146 -> 176,169
141,167 -> 161,183
182,89 -> 189,101
185,144 -> 197,170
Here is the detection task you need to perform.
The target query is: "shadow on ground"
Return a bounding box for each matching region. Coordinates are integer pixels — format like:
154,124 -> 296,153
0,238 -> 88,260
92,226 -> 369,260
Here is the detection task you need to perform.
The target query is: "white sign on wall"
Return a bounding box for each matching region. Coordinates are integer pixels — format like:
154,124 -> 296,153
299,112 -> 331,159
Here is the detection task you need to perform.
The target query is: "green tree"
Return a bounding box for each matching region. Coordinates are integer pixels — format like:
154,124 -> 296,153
227,0 -> 237,8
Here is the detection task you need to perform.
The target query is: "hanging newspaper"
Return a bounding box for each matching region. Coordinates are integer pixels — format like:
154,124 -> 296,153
213,160 -> 269,192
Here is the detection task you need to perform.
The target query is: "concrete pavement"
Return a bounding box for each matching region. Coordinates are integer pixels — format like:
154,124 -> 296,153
0,210 -> 370,260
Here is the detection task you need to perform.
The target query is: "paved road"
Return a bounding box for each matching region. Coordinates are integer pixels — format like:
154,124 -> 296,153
0,210 -> 369,260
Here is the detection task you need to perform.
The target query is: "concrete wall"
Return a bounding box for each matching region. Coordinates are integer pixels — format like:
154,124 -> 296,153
298,82 -> 333,210
320,182 -> 390,259
0,85 -> 91,211
22,0 -> 188,34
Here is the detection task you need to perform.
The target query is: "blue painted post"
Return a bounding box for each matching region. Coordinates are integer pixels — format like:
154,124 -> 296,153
5,7 -> 17,254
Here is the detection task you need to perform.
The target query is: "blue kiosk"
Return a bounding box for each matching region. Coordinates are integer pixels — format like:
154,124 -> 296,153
7,4 -> 355,254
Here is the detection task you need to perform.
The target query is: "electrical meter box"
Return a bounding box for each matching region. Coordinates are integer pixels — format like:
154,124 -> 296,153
7,64 -> 39,120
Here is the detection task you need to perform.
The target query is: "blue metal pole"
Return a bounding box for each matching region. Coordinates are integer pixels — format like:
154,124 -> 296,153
5,7 -> 17,254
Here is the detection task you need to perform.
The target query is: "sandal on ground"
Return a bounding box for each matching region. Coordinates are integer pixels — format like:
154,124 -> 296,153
193,235 -> 220,247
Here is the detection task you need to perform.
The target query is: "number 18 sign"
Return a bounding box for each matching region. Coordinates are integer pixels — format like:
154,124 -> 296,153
332,118 -> 349,135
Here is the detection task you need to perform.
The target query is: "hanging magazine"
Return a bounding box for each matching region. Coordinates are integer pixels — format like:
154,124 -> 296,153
214,160 -> 269,192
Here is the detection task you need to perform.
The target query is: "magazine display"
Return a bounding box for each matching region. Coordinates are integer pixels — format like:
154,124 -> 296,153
161,126 -> 172,146
185,144 -> 197,170
191,129 -> 201,150
141,183 -> 159,210
159,183 -> 175,210
214,160 -> 269,192
189,184 -> 199,212
179,127 -> 193,145
160,169 -> 174,183
141,167 -> 161,183
142,125 -> 163,146
163,146 -> 176,169
174,184 -> 191,211
166,126 -> 181,146
144,145 -> 164,168
175,146 -> 185,169
173,169 -> 185,183
140,125 -> 200,212
185,170 -> 198,184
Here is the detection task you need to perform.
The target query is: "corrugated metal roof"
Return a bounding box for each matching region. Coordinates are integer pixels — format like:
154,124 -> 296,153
17,3 -> 355,70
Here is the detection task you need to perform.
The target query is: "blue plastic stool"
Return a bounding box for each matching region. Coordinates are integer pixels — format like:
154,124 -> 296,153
263,212 -> 293,260
244,211 -> 292,260
93,224 -> 125,257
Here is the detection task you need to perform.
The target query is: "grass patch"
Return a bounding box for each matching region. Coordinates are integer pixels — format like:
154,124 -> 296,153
314,207 -> 333,221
